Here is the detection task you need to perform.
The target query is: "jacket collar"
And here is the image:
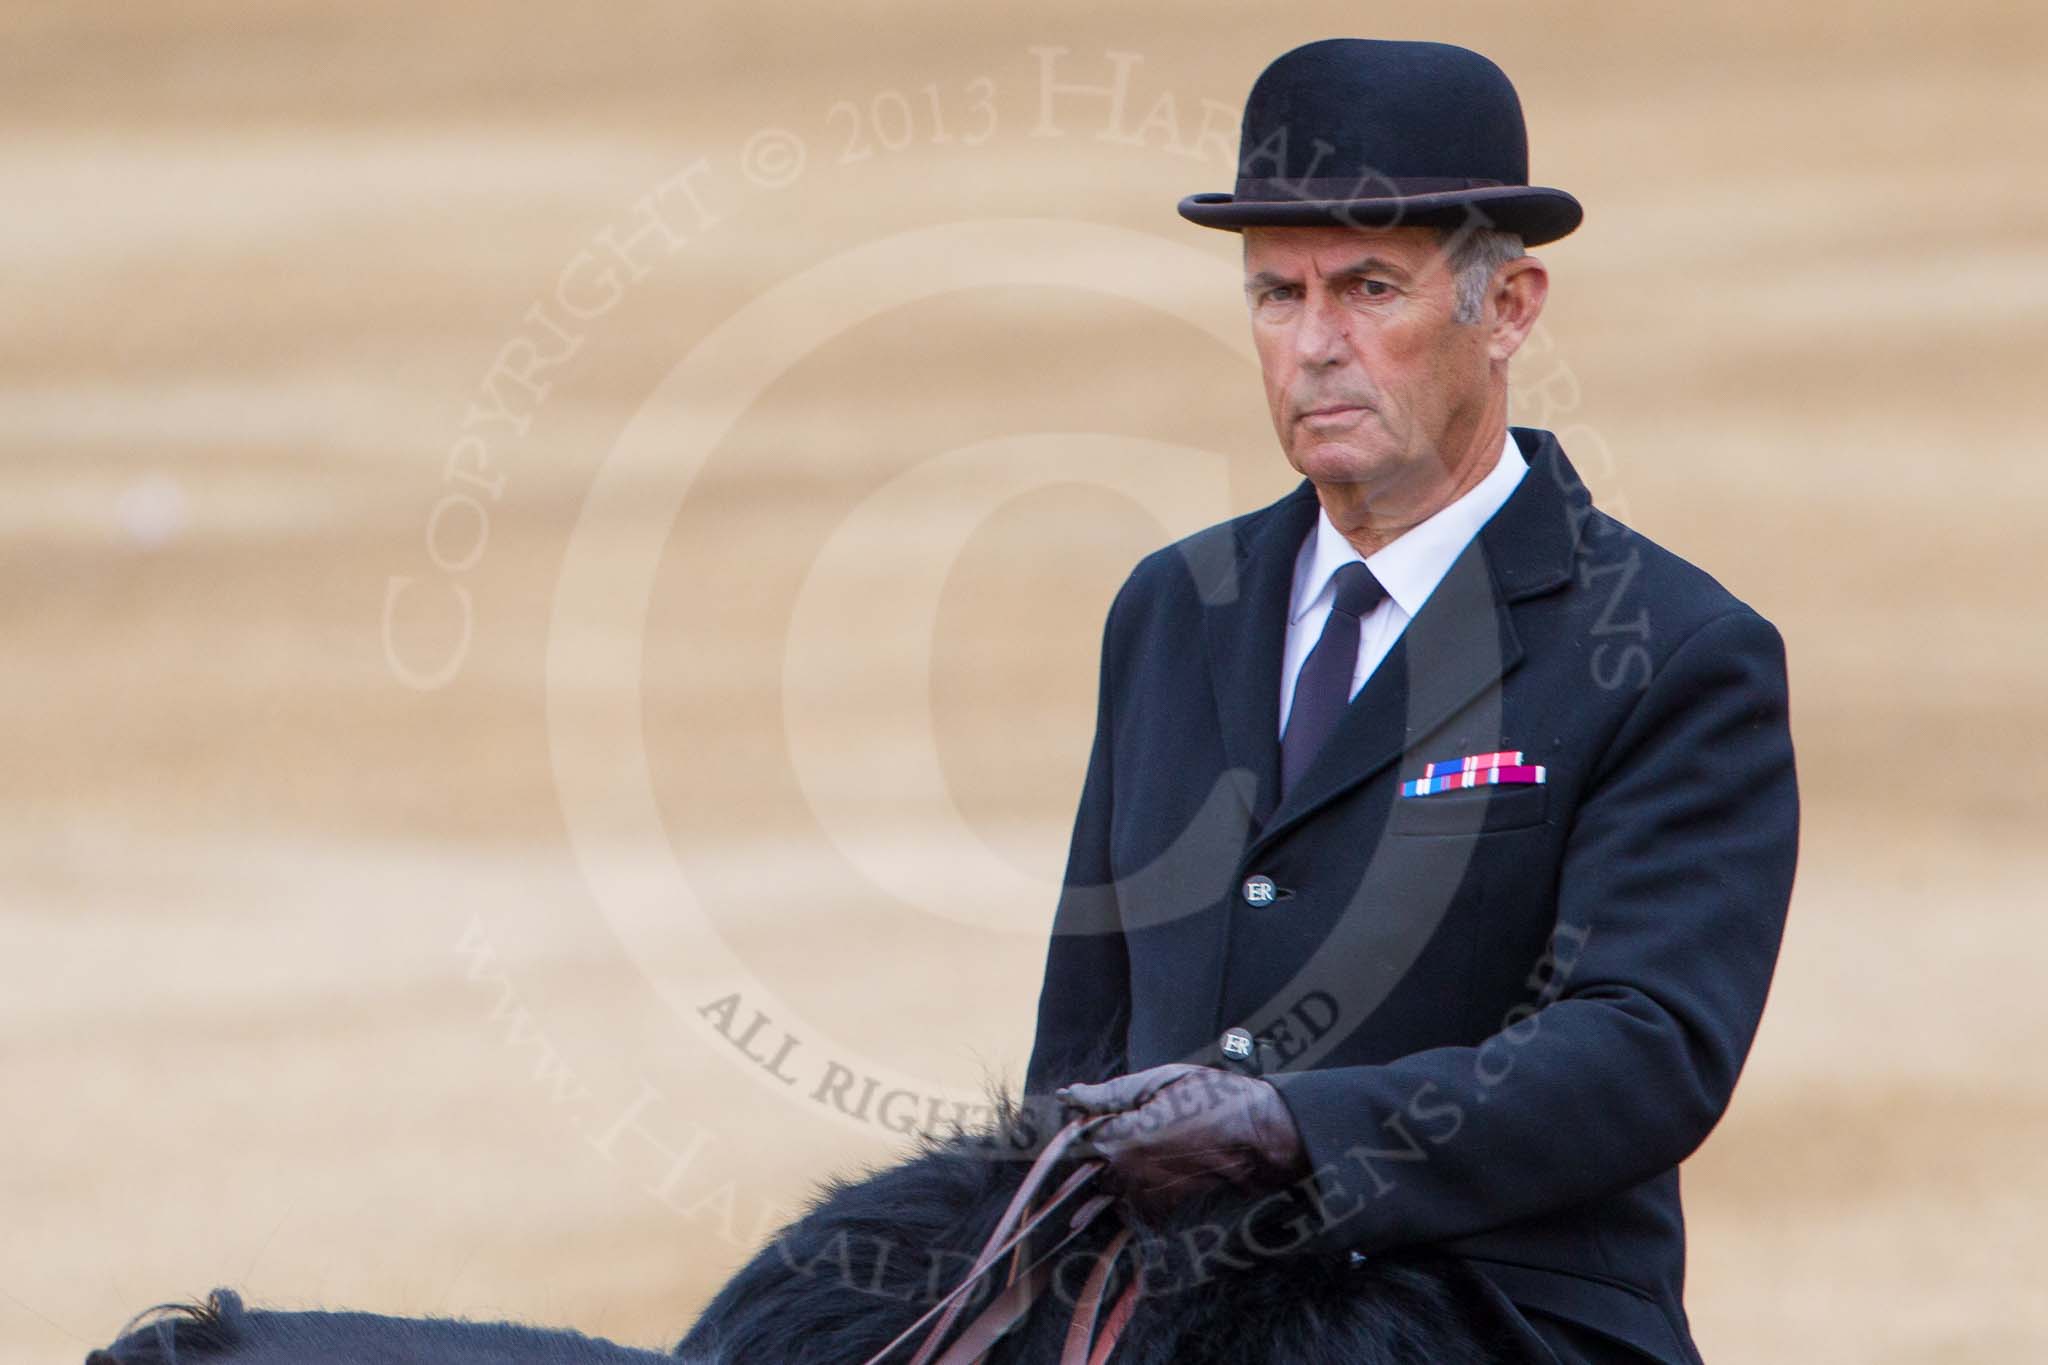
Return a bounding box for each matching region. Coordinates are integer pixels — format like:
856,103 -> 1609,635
1198,427 -> 1585,848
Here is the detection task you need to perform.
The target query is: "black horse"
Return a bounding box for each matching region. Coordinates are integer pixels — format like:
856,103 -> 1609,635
90,1056 -> 1530,1363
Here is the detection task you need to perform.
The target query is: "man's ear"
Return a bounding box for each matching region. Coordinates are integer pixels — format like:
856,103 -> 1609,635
1487,255 -> 1548,363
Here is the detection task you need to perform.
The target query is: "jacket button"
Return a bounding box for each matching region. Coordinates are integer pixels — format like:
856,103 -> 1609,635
1242,875 -> 1278,906
1219,1027 -> 1255,1061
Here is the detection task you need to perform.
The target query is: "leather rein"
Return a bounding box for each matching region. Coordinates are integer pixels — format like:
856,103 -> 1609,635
858,1115 -> 1142,1365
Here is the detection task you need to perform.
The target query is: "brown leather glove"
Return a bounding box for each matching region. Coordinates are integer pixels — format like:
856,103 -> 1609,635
1056,1063 -> 1309,1219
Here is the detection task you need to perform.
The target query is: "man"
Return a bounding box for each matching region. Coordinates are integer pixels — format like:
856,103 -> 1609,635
1022,39 -> 1798,1365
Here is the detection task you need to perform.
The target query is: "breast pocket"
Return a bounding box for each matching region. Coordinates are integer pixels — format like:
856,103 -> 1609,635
1389,783 -> 1548,836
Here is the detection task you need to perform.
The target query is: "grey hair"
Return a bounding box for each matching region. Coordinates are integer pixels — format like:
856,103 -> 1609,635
1440,226 -> 1526,324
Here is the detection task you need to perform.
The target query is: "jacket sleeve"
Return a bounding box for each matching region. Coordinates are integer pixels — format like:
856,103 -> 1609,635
1264,608 -> 1799,1255
1022,580 -> 1134,1097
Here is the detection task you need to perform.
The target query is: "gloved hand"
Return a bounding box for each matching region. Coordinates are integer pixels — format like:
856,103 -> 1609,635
1056,1063 -> 1309,1219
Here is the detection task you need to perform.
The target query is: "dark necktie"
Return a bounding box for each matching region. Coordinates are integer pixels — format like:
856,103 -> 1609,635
1280,560 -> 1387,796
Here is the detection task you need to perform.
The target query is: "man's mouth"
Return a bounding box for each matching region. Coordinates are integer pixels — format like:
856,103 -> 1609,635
1299,403 -> 1372,422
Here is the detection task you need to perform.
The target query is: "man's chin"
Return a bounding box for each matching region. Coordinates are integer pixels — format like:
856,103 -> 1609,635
1288,443 -> 1399,488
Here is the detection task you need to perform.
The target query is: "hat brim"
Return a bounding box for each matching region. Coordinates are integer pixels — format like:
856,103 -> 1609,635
1177,184 -> 1582,246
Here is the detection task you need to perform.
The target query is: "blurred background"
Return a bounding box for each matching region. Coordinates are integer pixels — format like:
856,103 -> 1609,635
5,3 -> 2044,1361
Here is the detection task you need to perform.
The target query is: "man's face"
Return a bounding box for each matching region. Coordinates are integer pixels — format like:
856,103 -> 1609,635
1242,224 -> 1492,496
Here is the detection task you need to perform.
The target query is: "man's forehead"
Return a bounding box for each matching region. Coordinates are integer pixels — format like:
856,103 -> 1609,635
1241,223 -> 1443,271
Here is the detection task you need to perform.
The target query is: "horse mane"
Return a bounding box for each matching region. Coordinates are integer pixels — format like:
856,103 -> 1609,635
88,1286 -> 675,1364
88,1290 -> 245,1364
675,1032 -> 1517,1363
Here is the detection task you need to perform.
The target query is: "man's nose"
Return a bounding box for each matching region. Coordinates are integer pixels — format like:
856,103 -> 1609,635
1293,289 -> 1349,366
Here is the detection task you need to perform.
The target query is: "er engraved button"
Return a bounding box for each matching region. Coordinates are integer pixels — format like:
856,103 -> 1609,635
1220,1027 -> 1255,1060
1242,875 -> 1278,906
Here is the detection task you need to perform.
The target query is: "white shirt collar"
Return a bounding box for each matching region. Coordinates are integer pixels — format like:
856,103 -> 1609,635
1290,428 -> 1528,624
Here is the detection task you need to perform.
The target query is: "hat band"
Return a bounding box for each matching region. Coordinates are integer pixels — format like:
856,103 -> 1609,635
1230,175 -> 1509,203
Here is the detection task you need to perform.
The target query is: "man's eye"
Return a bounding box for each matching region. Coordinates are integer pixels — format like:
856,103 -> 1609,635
1260,286 -> 1296,304
1356,279 -> 1391,298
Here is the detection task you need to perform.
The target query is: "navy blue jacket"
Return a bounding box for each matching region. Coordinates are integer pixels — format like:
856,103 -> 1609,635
1024,427 -> 1798,1363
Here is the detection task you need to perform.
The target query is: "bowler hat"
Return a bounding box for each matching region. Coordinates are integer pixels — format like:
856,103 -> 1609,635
1179,39 -> 1582,245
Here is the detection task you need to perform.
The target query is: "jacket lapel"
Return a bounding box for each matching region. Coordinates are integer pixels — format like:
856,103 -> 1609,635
1196,478 -> 1322,831
1207,429 -> 1585,864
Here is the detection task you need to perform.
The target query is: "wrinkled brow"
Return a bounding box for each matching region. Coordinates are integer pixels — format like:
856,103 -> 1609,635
1242,255 -> 1412,292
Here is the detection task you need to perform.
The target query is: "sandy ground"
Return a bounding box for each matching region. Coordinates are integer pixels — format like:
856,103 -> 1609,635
5,3 -> 2046,1361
